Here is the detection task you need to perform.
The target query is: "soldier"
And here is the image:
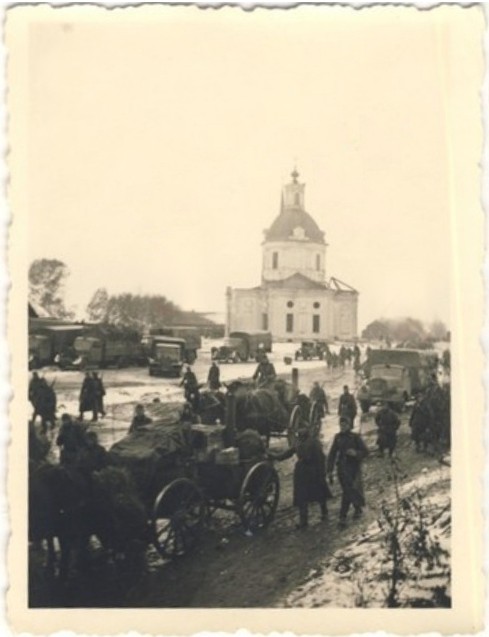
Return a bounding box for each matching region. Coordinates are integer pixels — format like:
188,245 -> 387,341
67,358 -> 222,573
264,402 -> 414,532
207,361 -> 221,391
129,404 -> 153,433
338,385 -> 358,428
270,428 -> 332,529
77,431 -> 108,474
327,417 -> 369,528
180,366 -> 200,410
28,372 -> 42,421
56,413 -> 87,466
374,402 -> 401,457
252,355 -> 277,386
34,378 -> 57,434
92,372 -> 106,420
409,394 -> 434,453
309,381 -> 329,417
79,372 -> 96,422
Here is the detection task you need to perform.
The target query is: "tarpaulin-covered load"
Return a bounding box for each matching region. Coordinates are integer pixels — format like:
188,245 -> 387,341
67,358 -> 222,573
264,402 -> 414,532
108,419 -> 190,505
144,400 -> 185,424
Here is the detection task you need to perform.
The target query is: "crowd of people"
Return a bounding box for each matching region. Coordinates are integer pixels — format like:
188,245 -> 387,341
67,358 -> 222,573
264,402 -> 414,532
29,343 -> 451,535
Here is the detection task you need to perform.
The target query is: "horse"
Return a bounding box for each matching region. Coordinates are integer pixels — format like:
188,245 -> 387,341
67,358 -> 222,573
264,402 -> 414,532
29,463 -> 148,580
225,379 -> 305,446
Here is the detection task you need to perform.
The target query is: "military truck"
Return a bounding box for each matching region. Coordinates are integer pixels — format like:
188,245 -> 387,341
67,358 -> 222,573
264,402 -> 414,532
67,326 -> 146,369
146,336 -> 186,377
28,324 -> 84,370
147,327 -> 202,364
211,331 -> 272,363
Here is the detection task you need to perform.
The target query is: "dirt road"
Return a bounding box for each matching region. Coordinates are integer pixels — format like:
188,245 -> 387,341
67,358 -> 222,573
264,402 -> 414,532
29,346 -> 450,608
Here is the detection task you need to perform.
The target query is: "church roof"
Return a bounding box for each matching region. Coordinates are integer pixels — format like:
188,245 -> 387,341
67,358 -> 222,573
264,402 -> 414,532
265,207 -> 325,244
260,273 -> 329,291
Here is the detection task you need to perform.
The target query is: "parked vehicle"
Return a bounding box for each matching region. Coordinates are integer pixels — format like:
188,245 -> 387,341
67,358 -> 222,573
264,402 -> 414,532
28,325 -> 84,369
146,336 -> 186,377
69,333 -> 145,369
148,327 -> 202,364
294,340 -> 327,361
211,331 -> 272,363
357,364 -> 413,413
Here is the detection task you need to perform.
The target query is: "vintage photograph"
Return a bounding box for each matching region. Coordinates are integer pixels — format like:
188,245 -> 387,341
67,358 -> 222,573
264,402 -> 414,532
5,2 -> 484,630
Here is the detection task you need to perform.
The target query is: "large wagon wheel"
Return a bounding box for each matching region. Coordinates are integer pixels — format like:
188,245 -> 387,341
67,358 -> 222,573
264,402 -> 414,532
238,462 -> 280,532
308,400 -> 323,438
151,478 -> 206,559
287,404 -> 302,447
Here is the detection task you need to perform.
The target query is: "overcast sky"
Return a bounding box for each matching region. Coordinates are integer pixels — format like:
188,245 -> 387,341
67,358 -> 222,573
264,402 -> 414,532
25,5 -> 479,330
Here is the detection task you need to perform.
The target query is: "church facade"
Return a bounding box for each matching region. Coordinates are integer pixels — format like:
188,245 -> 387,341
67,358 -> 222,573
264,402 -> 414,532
226,170 -> 359,341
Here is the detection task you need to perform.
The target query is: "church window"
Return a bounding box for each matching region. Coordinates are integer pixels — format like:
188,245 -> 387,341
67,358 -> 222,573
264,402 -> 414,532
286,313 -> 294,333
287,301 -> 294,308
272,252 -> 278,269
262,313 -> 269,331
316,254 -> 321,270
313,301 -> 320,309
294,192 -> 300,205
313,314 -> 320,333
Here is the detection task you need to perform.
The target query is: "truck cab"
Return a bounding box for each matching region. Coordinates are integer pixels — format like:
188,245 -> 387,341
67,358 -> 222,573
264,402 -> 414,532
357,363 -> 412,413
147,336 -> 186,377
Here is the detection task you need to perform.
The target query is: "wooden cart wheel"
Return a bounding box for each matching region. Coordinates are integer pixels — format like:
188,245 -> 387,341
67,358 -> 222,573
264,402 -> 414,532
308,400 -> 322,437
238,462 -> 280,532
287,404 -> 302,447
151,478 -> 206,559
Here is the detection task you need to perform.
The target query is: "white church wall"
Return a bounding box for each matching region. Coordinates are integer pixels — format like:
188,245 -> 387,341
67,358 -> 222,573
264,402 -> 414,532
262,240 -> 326,283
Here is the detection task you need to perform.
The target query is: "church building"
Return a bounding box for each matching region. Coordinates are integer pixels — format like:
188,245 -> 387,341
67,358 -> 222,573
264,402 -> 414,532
226,169 -> 359,341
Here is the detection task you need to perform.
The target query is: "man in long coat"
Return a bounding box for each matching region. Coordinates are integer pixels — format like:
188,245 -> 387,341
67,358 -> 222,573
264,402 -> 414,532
207,362 -> 221,390
338,385 -> 358,428
29,372 -> 42,421
34,378 -> 57,434
327,417 -> 369,528
180,366 -> 200,410
92,372 -> 106,420
79,372 -> 96,421
271,429 -> 332,529
409,394 -> 435,453
374,402 -> 401,457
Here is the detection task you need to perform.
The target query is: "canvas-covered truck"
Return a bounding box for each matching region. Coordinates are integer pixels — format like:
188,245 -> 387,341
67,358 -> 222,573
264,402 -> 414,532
145,336 -> 186,377
148,327 -> 202,364
357,363 -> 413,413
65,327 -> 146,369
211,331 -> 272,363
28,325 -> 84,370
363,348 -> 438,384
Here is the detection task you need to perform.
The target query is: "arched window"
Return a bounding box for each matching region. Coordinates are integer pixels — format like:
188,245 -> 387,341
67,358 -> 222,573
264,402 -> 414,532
294,192 -> 300,205
316,254 -> 321,271
272,252 -> 279,269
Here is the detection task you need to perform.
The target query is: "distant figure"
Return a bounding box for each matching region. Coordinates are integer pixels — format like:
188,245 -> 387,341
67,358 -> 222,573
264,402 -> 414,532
180,365 -> 200,410
92,372 -> 106,420
327,417 -> 369,529
409,394 -> 434,453
180,401 -> 201,425
207,361 -> 221,390
129,404 -> 153,434
338,385 -> 357,428
252,355 -> 277,386
29,372 -> 42,420
33,378 -> 57,434
309,381 -> 329,417
374,402 -> 401,457
56,414 -> 87,466
79,372 -> 96,422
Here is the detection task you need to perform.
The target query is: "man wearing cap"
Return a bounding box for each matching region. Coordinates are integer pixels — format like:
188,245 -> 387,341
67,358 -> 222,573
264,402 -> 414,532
327,417 -> 368,528
338,385 -> 358,428
252,355 -> 277,387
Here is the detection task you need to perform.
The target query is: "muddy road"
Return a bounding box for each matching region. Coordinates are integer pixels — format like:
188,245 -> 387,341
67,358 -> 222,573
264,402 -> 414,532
29,343 -> 450,608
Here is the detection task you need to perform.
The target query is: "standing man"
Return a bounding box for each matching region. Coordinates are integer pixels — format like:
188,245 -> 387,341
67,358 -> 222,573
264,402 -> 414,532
180,365 -> 200,410
56,413 -> 87,466
374,402 -> 401,457
29,372 -> 42,422
309,381 -> 330,417
79,372 -> 95,421
270,428 -> 332,529
207,361 -> 221,391
338,385 -> 358,428
327,417 -> 369,528
34,377 -> 57,434
92,372 -> 106,420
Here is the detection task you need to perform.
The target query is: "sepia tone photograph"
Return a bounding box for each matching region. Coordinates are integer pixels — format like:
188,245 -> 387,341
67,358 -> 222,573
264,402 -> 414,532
5,2 -> 485,631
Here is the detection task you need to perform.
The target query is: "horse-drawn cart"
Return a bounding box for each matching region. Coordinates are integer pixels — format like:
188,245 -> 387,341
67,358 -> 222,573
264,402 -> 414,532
109,418 -> 280,559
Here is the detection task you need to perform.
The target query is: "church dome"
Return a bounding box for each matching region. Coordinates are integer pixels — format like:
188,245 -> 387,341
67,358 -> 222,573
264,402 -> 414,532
264,169 -> 325,244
